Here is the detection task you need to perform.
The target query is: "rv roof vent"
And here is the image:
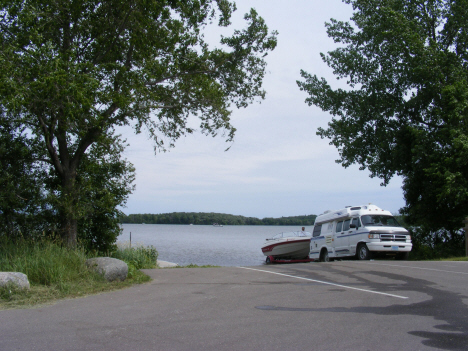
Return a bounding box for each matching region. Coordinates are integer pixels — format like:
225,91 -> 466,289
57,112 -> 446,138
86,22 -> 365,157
345,206 -> 352,208
323,210 -> 332,214
350,206 -> 361,210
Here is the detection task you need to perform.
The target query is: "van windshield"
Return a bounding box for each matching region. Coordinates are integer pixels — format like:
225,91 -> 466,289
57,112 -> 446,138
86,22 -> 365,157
361,215 -> 402,227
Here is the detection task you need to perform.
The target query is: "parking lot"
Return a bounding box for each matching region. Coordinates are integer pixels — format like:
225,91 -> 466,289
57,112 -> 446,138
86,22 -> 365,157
1,260 -> 468,350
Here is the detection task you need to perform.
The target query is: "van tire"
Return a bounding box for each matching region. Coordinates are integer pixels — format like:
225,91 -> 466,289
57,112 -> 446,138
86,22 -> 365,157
357,244 -> 371,260
320,249 -> 330,262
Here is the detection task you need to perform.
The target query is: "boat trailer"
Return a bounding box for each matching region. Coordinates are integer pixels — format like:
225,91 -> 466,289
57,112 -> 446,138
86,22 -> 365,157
265,255 -> 315,264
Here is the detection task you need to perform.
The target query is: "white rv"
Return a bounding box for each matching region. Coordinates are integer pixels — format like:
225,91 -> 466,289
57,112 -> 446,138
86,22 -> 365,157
310,204 -> 412,261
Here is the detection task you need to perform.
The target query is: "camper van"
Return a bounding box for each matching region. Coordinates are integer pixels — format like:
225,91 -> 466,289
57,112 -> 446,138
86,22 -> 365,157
310,204 -> 412,261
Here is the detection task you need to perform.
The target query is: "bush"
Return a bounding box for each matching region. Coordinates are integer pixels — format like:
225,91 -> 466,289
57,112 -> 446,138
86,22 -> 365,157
111,243 -> 158,269
0,239 -> 91,290
409,226 -> 466,260
0,238 -> 151,308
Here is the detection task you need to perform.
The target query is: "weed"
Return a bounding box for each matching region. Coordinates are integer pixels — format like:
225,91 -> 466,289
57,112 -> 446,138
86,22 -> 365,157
0,239 -> 153,309
111,242 -> 158,269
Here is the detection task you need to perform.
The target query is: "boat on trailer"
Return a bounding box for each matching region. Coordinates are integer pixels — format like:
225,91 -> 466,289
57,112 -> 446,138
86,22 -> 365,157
261,231 -> 313,263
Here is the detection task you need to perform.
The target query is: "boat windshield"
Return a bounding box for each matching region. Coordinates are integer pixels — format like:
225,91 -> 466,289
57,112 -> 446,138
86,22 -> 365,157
296,231 -> 311,237
271,231 -> 311,239
361,215 -> 402,227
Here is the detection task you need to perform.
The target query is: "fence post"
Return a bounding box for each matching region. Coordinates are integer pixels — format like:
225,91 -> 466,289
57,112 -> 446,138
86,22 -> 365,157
464,218 -> 468,257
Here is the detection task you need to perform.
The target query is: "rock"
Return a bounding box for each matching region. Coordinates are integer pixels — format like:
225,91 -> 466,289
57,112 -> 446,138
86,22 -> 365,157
85,257 -> 128,282
0,272 -> 30,290
157,260 -> 179,268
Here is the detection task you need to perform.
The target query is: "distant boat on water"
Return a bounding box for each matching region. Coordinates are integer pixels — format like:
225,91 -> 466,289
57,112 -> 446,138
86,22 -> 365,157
212,223 -> 223,227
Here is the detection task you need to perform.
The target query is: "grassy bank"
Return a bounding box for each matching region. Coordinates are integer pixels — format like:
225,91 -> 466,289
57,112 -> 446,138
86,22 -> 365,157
0,240 -> 157,310
112,241 -> 158,270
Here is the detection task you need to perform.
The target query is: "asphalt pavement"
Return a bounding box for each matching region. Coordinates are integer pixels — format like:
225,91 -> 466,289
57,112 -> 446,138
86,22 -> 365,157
1,260 -> 468,351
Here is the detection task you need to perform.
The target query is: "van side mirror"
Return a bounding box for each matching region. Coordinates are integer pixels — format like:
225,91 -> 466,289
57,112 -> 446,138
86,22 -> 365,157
350,224 -> 356,228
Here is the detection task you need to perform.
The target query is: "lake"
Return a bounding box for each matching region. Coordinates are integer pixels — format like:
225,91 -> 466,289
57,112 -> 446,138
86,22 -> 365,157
118,224 -> 312,267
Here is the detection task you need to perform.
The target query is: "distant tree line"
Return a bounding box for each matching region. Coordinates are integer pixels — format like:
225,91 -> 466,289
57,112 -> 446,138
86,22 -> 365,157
120,212 -> 317,226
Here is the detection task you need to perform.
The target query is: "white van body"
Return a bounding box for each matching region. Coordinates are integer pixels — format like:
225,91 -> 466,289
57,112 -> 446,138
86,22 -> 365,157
310,204 -> 412,261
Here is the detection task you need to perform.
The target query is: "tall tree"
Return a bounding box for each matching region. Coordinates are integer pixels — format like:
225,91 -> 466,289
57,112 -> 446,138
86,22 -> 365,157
0,114 -> 134,249
0,0 -> 277,246
297,0 -> 468,232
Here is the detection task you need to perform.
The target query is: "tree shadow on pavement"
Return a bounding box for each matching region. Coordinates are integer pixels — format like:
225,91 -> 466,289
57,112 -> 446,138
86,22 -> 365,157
255,268 -> 468,351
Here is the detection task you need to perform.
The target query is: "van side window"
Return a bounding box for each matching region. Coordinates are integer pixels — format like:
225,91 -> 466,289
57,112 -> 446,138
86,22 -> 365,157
352,217 -> 360,229
336,221 -> 343,232
343,219 -> 351,231
313,224 -> 322,237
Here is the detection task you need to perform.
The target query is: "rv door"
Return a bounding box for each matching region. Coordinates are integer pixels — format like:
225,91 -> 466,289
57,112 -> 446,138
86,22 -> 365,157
348,217 -> 361,255
334,219 -> 351,256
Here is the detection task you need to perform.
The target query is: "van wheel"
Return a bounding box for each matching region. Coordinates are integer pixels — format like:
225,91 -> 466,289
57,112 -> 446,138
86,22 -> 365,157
357,244 -> 371,260
320,250 -> 330,262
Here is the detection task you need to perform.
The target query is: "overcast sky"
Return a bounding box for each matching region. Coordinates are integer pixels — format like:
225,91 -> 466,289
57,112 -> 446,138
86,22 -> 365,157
116,0 -> 405,218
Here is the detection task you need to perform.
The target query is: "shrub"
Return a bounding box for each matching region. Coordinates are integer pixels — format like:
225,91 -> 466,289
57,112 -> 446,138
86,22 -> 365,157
409,226 -> 466,260
0,238 -> 151,308
111,243 -> 158,269
0,239 -> 91,290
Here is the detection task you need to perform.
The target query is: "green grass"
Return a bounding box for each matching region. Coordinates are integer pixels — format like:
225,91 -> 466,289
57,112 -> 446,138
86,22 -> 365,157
0,239 -> 154,310
111,241 -> 158,269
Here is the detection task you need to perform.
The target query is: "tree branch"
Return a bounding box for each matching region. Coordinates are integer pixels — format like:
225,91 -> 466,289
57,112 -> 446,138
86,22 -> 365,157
146,69 -> 217,86
93,8 -> 134,66
36,114 -> 63,175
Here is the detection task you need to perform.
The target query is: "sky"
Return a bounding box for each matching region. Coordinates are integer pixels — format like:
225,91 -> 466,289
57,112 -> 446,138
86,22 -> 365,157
116,0 -> 406,219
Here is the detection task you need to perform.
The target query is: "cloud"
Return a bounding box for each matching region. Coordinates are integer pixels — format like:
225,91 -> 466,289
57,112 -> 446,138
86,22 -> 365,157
117,0 -> 406,218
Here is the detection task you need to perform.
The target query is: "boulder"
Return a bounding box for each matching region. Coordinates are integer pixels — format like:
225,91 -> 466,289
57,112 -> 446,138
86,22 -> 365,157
157,260 -> 179,268
86,257 -> 128,282
0,272 -> 30,290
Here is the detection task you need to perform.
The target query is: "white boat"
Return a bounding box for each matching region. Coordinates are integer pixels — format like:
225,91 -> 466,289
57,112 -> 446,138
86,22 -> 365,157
261,231 -> 312,261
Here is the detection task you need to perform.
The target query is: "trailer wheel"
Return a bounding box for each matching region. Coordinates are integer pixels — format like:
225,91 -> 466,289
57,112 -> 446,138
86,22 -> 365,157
320,249 -> 330,262
357,244 -> 371,260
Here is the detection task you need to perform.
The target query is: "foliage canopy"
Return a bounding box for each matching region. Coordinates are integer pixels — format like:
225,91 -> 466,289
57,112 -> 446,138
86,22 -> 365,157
0,0 -> 277,247
298,0 -> 468,236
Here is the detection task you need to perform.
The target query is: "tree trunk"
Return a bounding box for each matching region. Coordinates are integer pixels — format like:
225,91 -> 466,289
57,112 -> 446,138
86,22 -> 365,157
59,171 -> 78,248
61,216 -> 77,248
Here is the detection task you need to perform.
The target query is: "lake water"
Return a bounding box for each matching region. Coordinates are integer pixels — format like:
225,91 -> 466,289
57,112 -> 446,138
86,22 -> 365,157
118,224 -> 311,267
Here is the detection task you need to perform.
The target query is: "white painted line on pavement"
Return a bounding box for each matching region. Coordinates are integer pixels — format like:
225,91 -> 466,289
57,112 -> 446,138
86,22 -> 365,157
238,266 -> 408,299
